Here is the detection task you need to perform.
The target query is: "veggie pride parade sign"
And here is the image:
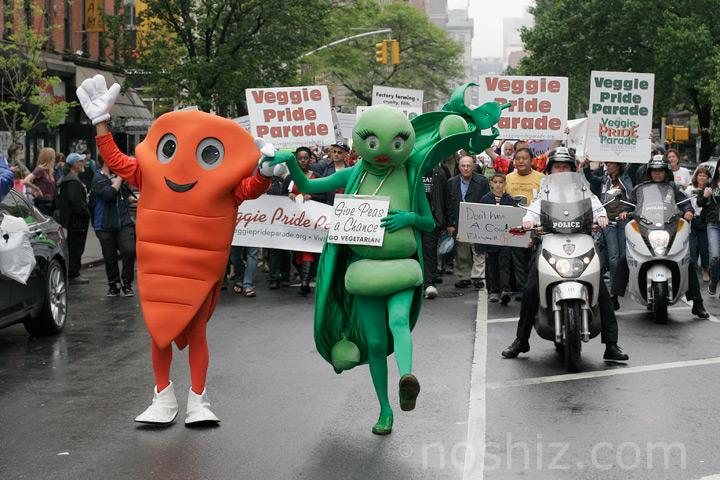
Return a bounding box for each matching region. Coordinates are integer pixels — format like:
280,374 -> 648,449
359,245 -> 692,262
245,85 -> 335,148
476,75 -> 568,140
586,71 -> 655,163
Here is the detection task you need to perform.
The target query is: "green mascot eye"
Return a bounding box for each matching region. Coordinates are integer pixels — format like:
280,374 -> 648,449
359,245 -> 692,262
365,135 -> 380,150
391,136 -> 405,151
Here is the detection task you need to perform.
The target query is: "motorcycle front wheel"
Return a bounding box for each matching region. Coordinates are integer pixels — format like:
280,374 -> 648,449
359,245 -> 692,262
562,300 -> 583,373
652,281 -> 669,324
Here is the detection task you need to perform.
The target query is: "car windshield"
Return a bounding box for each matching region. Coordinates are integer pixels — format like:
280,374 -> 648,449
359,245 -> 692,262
538,172 -> 594,234
635,182 -> 678,226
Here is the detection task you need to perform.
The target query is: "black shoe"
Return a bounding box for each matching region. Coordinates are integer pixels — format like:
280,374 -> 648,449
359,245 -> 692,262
70,275 -> 90,285
473,279 -> 485,290
121,284 -> 134,297
710,283 -> 717,296
279,279 -> 290,288
514,293 -> 523,302
455,279 -> 471,289
611,296 -> 620,311
692,301 -> 710,319
604,343 -> 629,361
398,374 -> 421,411
268,280 -> 279,290
500,291 -> 511,305
106,285 -> 120,297
501,338 -> 530,358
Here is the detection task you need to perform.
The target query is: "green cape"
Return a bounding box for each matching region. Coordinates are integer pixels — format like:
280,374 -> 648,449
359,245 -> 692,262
314,83 -> 504,369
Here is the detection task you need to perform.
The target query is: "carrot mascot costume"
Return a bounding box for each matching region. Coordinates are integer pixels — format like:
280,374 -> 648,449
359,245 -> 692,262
77,75 -> 276,425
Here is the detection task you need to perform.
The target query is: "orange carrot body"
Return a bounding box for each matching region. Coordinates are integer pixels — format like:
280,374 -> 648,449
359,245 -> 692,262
96,111 -> 270,348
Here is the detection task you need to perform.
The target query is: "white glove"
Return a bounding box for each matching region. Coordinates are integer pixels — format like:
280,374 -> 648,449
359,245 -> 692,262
255,138 -> 277,177
76,74 -> 121,125
273,164 -> 288,177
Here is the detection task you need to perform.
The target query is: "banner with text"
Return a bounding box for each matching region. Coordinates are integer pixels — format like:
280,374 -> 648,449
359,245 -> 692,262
587,71 -> 655,163
232,195 -> 331,252
457,203 -> 528,248
371,85 -> 424,119
245,85 -> 334,148
328,195 -> 389,247
477,75 -> 568,140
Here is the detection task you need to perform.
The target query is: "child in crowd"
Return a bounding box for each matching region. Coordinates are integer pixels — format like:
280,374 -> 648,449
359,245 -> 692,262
478,173 -> 516,304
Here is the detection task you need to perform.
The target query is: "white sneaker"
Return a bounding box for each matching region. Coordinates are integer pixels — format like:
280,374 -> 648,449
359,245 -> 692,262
185,388 -> 220,425
425,285 -> 438,299
134,382 -> 179,424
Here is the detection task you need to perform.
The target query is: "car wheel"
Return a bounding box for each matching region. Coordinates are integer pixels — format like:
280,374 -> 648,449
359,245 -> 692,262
24,259 -> 67,336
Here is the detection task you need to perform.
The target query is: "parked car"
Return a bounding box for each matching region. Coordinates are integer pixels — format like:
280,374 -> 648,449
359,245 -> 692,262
0,189 -> 69,336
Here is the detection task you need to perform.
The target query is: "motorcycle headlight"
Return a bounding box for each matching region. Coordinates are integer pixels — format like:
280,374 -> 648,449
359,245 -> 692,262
647,230 -> 670,256
542,248 -> 595,278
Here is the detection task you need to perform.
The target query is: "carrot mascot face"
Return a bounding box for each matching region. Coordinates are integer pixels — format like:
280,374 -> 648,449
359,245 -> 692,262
132,111 -> 260,348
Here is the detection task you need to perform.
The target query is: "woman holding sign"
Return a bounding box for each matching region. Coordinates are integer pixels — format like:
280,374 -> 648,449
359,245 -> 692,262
270,85 -> 507,434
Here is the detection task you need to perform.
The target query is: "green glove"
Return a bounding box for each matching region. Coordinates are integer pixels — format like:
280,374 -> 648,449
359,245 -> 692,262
267,151 -> 296,168
380,209 -> 417,232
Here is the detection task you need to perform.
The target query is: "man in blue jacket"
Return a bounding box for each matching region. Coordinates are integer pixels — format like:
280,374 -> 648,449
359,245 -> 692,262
0,161 -> 13,201
91,157 -> 136,297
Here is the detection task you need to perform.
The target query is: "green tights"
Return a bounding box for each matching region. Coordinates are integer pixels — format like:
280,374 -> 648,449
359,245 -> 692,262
359,287 -> 414,416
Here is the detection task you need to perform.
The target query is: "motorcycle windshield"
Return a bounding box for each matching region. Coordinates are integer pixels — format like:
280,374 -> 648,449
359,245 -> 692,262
538,172 -> 594,234
635,183 -> 678,226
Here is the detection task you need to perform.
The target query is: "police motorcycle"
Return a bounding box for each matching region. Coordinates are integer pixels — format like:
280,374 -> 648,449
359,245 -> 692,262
512,172 -> 609,372
616,183 -> 696,324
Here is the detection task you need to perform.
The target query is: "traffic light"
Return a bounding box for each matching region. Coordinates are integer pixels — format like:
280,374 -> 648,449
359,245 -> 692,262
375,41 -> 388,64
665,125 -> 691,143
665,125 -> 674,142
390,39 -> 400,65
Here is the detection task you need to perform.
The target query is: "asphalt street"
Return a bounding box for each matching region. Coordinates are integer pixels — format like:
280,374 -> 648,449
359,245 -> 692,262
3,263 -> 720,479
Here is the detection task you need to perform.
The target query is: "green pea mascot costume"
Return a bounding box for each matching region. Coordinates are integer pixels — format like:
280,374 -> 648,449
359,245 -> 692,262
271,83 -> 507,434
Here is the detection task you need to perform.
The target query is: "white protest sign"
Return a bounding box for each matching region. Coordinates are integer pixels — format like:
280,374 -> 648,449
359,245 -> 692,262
587,71 -> 655,163
372,85 -> 424,109
328,195 -> 390,247
477,75 -> 568,140
232,195 -> 332,252
245,85 -> 334,148
567,117 -> 588,159
457,203 -> 528,248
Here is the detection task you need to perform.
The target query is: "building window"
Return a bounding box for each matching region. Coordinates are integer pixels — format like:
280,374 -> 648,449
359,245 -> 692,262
81,0 -> 89,56
44,0 -> 52,50
23,0 -> 31,27
64,0 -> 71,50
3,0 -> 12,39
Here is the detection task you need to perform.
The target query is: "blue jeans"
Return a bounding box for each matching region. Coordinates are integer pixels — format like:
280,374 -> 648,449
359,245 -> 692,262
690,217 -> 710,270
707,224 -> 720,284
603,220 -> 627,296
230,246 -> 260,289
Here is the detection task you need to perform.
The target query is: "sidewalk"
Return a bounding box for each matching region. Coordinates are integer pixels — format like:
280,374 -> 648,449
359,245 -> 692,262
81,229 -> 105,267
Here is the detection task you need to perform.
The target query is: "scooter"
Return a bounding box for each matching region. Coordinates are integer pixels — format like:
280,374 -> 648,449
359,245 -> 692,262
510,172 -> 609,372
619,184 -> 696,323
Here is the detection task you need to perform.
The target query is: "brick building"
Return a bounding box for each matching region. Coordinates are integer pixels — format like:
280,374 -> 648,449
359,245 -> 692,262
0,0 -> 151,166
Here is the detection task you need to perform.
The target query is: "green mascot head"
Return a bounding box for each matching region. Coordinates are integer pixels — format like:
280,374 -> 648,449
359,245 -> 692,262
352,105 -> 415,170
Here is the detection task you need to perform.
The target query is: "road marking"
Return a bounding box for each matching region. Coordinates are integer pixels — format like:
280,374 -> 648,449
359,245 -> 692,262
486,356 -> 720,390
463,289 -> 488,480
487,317 -> 518,324
615,305 -> 689,317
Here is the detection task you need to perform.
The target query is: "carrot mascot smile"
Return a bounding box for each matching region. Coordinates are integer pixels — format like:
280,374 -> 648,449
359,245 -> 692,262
77,75 -> 276,425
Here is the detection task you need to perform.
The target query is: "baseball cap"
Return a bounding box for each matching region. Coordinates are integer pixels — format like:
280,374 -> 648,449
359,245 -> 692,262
66,152 -> 87,166
331,142 -> 350,152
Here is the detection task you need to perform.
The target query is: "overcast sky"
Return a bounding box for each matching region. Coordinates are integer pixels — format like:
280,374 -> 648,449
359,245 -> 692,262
447,0 -> 534,58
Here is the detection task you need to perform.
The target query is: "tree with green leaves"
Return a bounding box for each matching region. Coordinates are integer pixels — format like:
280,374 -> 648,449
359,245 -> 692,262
126,0 -> 334,116
304,0 -> 463,107
0,1 -> 72,150
516,0 -> 720,159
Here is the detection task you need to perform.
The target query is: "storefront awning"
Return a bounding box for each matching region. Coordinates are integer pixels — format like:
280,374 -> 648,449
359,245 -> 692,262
75,66 -> 153,132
